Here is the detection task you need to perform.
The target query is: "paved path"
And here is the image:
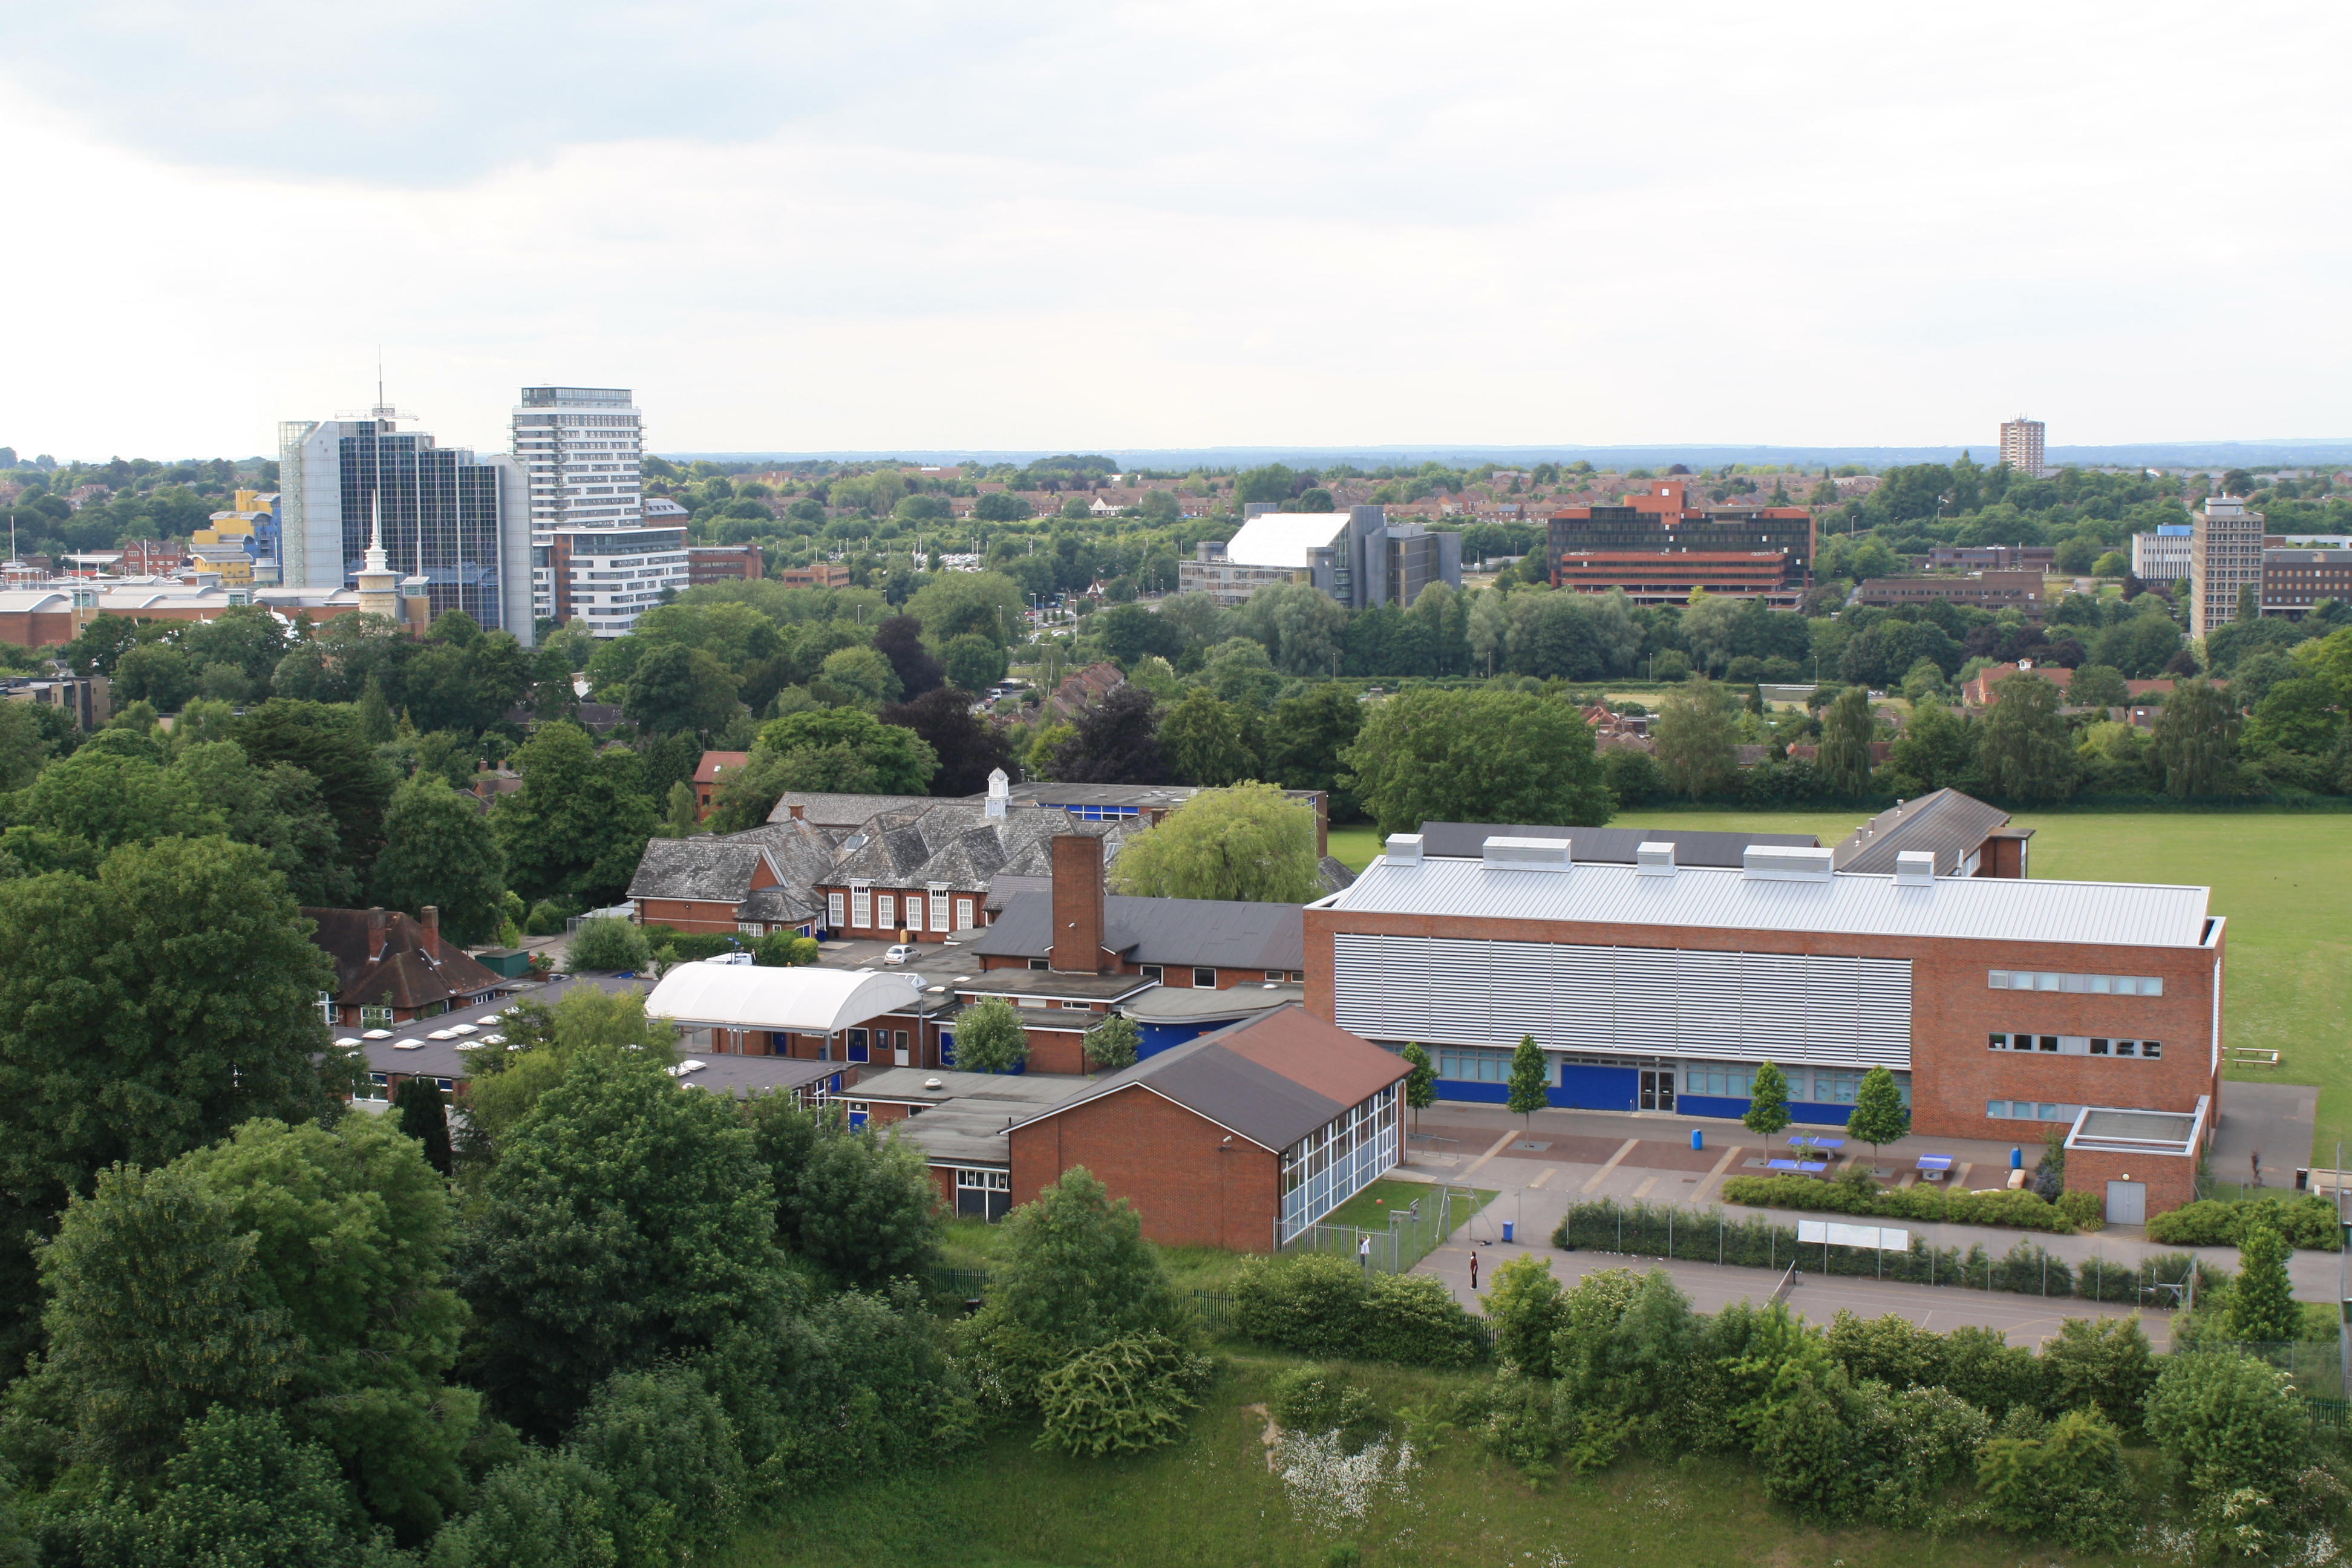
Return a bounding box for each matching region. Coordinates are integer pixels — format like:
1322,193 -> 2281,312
1395,1099 -> 2351,1340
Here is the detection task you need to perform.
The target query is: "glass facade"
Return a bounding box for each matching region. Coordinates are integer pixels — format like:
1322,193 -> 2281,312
334,423 -> 506,628
1278,1085 -> 1399,1243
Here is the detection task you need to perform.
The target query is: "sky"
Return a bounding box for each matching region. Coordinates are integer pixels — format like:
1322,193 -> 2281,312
3,0 -> 2348,461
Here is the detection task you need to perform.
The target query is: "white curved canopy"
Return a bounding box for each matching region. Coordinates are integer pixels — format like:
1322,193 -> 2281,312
643,965 -> 917,1034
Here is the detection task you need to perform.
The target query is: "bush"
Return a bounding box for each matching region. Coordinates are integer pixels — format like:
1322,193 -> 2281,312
1720,1172 -> 2077,1234
1034,1331 -> 1210,1457
2148,1194 -> 2344,1250
1266,1365 -> 1383,1451
1231,1254 -> 1486,1368
569,1367 -> 744,1565
1978,1406 -> 2140,1554
428,1451 -> 617,1567
567,916 -> 652,973
524,898 -> 579,937
2145,1350 -> 2311,1503
2054,1189 -> 2105,1230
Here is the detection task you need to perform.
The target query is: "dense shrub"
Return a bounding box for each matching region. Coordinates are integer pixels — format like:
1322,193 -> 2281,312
1034,1331 -> 1212,1457
1230,1254 -> 1486,1368
1266,1365 -> 1383,1451
1720,1172 -> 2078,1233
2037,1316 -> 2157,1432
425,1451 -> 617,1568
566,916 -> 652,972
1978,1407 -> 2140,1553
568,1367 -> 743,1566
2148,1194 -> 2344,1250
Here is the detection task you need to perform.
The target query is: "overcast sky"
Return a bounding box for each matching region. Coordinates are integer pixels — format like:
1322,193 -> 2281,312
4,0 -> 2347,461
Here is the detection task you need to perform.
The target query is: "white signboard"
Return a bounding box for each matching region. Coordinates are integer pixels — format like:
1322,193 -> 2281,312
1797,1220 -> 1910,1252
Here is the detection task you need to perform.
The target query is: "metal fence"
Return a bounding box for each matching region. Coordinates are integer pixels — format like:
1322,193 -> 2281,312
1557,1198 -> 2209,1304
1284,1185 -> 1486,1275
2178,1339 -> 2348,1403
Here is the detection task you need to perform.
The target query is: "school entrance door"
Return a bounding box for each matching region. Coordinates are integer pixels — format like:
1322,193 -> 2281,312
1639,1070 -> 1675,1112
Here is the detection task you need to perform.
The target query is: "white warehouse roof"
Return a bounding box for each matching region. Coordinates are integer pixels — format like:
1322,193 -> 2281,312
1319,854 -> 2213,951
642,965 -> 921,1033
1222,513 -> 1351,568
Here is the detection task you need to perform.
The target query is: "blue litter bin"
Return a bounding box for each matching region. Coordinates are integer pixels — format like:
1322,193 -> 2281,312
1691,1129 -> 1704,1151
2010,1146 -> 2024,1170
1501,1221 -> 1515,1243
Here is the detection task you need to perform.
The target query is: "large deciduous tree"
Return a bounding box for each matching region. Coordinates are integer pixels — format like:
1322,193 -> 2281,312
1342,685 -> 1610,837
2149,679 -> 2236,798
1976,675 -> 2081,803
880,687 -> 1017,797
1155,688 -> 1258,788
1816,685 -> 1876,797
1048,686 -> 1167,785
491,722 -> 659,904
236,699 -> 397,874
622,642 -> 742,736
1651,678 -> 1740,800
1106,782 -> 1319,903
370,774 -> 508,945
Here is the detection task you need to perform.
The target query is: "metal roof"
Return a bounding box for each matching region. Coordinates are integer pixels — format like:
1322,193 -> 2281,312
969,893 -> 1305,970
1321,854 -> 2212,950
642,965 -> 922,1033
1830,789 -> 2017,877
1416,822 -> 1818,866
1222,513 -> 1351,568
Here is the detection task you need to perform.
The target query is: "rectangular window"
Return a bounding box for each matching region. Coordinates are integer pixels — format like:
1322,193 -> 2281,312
1266,971 -> 1284,982
955,898 -> 976,932
930,889 -> 950,933
2038,1036 -> 2059,1052
1989,969 -> 2161,996
1028,958 -> 1048,971
1140,965 -> 1163,982
876,893 -> 895,930
2090,1038 -> 2109,1054
851,886 -> 872,927
361,1005 -> 393,1029
2115,1040 -> 2137,1056
2143,1040 -> 2162,1059
1192,967 -> 1216,987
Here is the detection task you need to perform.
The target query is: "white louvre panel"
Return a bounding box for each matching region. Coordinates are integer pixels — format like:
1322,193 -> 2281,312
1331,935 -> 1397,1038
1553,943 -> 1617,1049
1804,955 -> 1860,1059
1857,959 -> 1913,1065
1743,953 -> 1809,1058
1611,947 -> 1677,1054
1422,938 -> 1495,1045
1486,939 -> 1557,1050
1676,949 -> 1742,1058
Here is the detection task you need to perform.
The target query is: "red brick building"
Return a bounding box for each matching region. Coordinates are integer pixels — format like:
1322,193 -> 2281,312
1546,479 -> 1814,608
691,751 -> 751,819
305,905 -> 507,1028
1305,833 -> 2223,1220
626,822 -> 829,938
687,543 -> 765,585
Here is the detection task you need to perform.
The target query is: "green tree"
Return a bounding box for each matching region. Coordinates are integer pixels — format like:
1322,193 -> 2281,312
356,672 -> 396,743
906,570 -> 1024,646
2145,1349 -> 2309,1508
1977,675 -> 2081,803
396,1075 -> 454,1176
2228,1219 -> 2299,1341
237,700 -> 397,875
1505,1034 -> 1549,1129
2065,664 -> 2130,711
790,1124 -> 942,1289
1844,1065 -> 1910,1154
1743,1062 -> 1792,1139
114,641 -> 197,711
952,997 -> 1030,1074
370,774 -> 507,945
462,988 -> 677,1154
491,723 -> 659,904
2150,678 -> 2237,798
1977,1406 -> 2138,1554
1880,700 -> 1975,794
940,632 -> 1008,693
140,1406 -> 396,1567
1083,1013 -> 1141,1073
1343,685 -> 1611,837
1651,678 -> 1740,800
567,916 -> 653,972
705,708 -> 940,830
1817,685 -> 1875,796
623,642 -> 742,736
1400,1042 -> 1436,1128
568,1367 -> 744,1566
1105,781 -> 1318,903
0,701 -> 50,793
1157,688 -> 1258,787
456,1052 -> 782,1436
8,744 -> 223,849
424,1450 -> 617,1568
1259,681 -> 1365,819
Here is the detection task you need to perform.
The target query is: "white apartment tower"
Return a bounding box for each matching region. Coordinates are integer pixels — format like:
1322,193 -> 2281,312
512,387 -> 685,638
2190,495 -> 2266,638
1999,416 -> 2046,478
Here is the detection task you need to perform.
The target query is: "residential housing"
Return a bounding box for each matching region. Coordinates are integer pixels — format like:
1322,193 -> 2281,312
1999,416 -> 2047,477
306,906 -> 508,1028
1962,662 -> 2175,708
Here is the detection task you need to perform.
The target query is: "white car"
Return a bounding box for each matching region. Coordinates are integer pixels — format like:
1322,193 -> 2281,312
883,944 -> 919,965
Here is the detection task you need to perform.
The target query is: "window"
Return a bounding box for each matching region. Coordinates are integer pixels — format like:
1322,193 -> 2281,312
1988,970 -> 2161,996
1988,1100 -> 2082,1122
1989,1031 -> 2157,1060
876,894 -> 896,930
955,898 -> 976,932
1266,971 -> 1284,982
1436,1046 -> 1553,1085
1290,972 -> 1305,982
1140,965 -> 1163,982
1028,958 -> 1049,971
930,887 -> 951,933
955,1168 -> 1013,1221
1061,999 -> 1091,1010
361,1005 -> 393,1029
1810,1070 -> 1861,1106
851,886 -> 872,927
1192,967 -> 1216,987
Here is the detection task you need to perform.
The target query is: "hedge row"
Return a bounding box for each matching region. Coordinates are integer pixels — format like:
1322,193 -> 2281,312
2146,1195 -> 2344,1251
1720,1172 -> 2091,1234
1552,1198 -> 2209,1304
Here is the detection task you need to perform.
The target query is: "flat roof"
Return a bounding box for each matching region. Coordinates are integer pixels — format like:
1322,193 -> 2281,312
955,970 -> 1159,1004
849,1065 -> 1085,1109
1122,982 -> 1304,1023
1319,854 -> 2213,950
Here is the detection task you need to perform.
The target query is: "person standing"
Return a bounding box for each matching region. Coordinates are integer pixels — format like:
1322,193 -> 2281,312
1357,1233 -> 1371,1275
1469,1250 -> 1479,1292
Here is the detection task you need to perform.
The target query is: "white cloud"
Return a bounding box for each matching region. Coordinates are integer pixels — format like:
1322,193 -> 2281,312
2,0 -> 2348,459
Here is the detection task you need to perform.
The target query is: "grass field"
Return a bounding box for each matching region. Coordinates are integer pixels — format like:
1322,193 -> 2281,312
719,1354 -> 2164,1568
1328,809 -> 2352,1163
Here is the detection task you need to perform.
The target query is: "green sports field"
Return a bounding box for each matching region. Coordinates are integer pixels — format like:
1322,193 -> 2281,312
1329,811 -> 2352,1162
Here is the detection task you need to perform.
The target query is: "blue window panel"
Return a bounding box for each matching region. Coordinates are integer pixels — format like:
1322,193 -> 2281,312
1553,1063 -> 1639,1112
1433,1077 -> 1509,1103
938,1031 -> 955,1068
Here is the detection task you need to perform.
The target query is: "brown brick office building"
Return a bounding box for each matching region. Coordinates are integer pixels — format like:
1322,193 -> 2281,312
1304,835 -> 2224,1219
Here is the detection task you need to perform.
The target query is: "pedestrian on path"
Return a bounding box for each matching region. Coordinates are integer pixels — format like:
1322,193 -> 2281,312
1358,1234 -> 1371,1275
1469,1251 -> 1478,1291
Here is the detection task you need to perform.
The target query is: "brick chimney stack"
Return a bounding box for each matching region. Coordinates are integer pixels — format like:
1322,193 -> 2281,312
367,906 -> 387,962
420,905 -> 440,959
1049,834 -> 1106,975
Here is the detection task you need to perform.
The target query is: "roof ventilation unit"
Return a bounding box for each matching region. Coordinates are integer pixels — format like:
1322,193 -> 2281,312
1741,845 -> 1835,883
1383,834 -> 1424,866
1483,836 -> 1572,872
1894,850 -> 1936,887
1635,841 -> 1677,877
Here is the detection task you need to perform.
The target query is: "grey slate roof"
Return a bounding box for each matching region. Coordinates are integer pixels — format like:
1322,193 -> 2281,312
627,838 -> 775,903
969,892 -> 1305,971
1416,822 -> 1820,866
765,791 -> 938,830
1831,788 -> 2015,877
823,802 -> 1119,894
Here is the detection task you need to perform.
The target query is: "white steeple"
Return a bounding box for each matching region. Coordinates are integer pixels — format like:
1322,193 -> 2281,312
355,503 -> 400,620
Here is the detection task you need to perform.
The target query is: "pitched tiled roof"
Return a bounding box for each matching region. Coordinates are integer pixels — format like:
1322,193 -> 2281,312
1831,788 -> 2015,877
822,803 -> 1117,893
764,791 -> 939,829
629,838 -> 774,903
970,892 -> 1304,970
304,907 -> 505,1011
693,751 -> 750,786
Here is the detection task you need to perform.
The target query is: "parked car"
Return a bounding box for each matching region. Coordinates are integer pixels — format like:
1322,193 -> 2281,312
883,944 -> 919,965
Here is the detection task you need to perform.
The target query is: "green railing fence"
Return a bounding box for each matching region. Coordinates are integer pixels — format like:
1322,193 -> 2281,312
1285,1185 -> 1488,1275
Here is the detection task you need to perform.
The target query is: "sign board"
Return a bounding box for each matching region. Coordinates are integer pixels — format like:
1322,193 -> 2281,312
1797,1220 -> 1910,1252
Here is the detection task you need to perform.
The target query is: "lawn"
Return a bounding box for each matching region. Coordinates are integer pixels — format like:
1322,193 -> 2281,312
1326,809 -> 2352,1163
719,1353 -> 2161,1568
